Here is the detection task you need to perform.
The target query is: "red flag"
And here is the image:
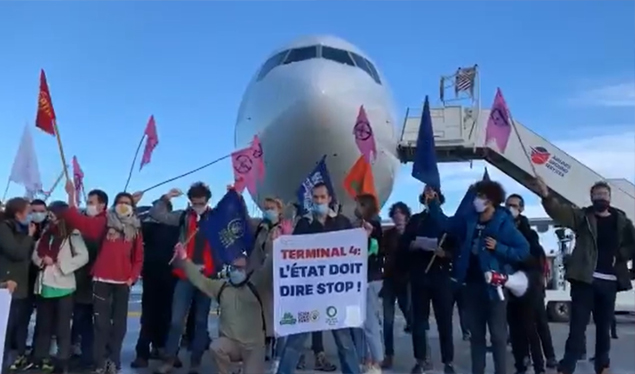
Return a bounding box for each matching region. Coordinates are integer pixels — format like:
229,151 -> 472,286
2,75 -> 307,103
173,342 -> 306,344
35,70 -> 57,136
139,115 -> 159,171
72,156 -> 84,206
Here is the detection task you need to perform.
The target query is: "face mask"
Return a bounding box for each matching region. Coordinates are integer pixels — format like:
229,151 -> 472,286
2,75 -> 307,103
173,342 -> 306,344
508,207 -> 519,219
473,198 -> 487,213
312,203 -> 328,216
592,199 -> 610,212
31,212 -> 47,224
86,204 -> 99,217
263,209 -> 279,224
115,204 -> 133,218
19,214 -> 32,226
229,269 -> 247,285
193,206 -> 207,215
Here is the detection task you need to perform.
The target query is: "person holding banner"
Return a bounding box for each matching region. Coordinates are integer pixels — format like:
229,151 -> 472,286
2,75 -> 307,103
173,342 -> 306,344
146,182 -> 216,374
399,187 -> 456,374
0,198 -> 37,372
276,182 -> 362,374
61,182 -> 144,374
424,180 -> 529,374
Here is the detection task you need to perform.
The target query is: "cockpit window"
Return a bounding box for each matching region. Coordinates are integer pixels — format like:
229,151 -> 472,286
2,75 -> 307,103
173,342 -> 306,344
321,46 -> 355,67
257,50 -> 289,81
350,52 -> 382,85
283,46 -> 318,65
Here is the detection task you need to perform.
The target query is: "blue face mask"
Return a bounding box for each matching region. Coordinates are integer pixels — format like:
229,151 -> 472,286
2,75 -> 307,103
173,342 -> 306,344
312,203 -> 329,216
263,209 -> 279,224
229,269 -> 247,285
18,214 -> 32,226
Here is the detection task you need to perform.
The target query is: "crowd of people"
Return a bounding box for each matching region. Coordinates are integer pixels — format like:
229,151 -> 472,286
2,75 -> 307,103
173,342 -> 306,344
1,175 -> 633,374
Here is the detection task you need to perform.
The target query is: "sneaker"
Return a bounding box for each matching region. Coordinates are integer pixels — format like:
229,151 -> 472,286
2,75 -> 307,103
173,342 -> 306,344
130,357 -> 148,368
271,359 -> 280,373
33,359 -> 55,372
410,364 -> 425,374
154,361 -> 174,374
8,355 -> 27,371
444,363 -> 456,374
314,352 -> 337,372
366,364 -> 382,374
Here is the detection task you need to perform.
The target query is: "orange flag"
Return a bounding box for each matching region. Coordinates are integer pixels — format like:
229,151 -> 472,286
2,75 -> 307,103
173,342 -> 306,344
35,69 -> 57,136
343,155 -> 377,202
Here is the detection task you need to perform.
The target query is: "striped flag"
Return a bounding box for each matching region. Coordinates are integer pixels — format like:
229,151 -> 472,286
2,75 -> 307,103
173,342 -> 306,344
454,66 -> 477,97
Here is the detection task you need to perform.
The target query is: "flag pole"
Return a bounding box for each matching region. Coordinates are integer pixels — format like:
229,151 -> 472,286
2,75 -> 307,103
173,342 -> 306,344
1,180 -> 10,202
42,168 -> 66,202
51,119 -> 70,182
141,154 -> 231,194
123,134 -> 146,192
507,108 -> 537,177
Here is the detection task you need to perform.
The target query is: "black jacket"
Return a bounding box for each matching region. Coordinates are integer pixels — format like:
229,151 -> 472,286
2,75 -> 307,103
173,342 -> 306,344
0,220 -> 34,299
512,215 -> 546,300
366,220 -> 384,282
141,221 -> 181,269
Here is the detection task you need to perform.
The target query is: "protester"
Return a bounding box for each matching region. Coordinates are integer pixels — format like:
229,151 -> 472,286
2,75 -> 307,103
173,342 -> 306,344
30,201 -> 89,373
276,182 -> 362,374
537,177 -> 635,374
171,220 -> 274,374
0,197 -> 36,372
399,187 -> 456,374
147,182 -> 216,374
380,202 -> 412,369
505,193 -> 550,374
424,180 -> 529,374
131,201 -> 180,369
61,181 -> 143,374
351,193 -> 384,374
70,189 -> 109,370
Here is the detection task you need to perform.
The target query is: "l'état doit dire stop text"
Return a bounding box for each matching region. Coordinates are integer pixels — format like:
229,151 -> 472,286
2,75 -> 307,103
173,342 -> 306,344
278,246 -> 364,297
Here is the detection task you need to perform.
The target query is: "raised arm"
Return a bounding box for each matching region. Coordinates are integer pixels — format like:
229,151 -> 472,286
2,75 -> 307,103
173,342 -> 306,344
180,259 -> 223,298
0,223 -> 34,262
148,196 -> 184,226
541,196 -> 583,230
61,207 -> 107,241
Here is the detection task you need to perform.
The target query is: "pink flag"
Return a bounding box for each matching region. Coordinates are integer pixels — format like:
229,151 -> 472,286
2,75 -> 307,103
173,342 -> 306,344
72,156 -> 84,206
251,135 -> 265,181
232,137 -> 266,195
353,105 -> 376,164
140,115 -> 159,171
485,88 -> 513,153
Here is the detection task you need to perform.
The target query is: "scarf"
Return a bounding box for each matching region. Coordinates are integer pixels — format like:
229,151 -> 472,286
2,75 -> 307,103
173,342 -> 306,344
106,210 -> 141,242
36,225 -> 64,262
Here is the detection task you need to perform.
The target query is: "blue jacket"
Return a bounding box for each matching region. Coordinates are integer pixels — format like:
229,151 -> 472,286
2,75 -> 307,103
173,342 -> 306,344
427,200 -> 530,299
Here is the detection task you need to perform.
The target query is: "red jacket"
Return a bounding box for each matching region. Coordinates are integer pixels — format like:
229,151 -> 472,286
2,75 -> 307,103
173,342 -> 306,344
62,207 -> 143,283
172,209 -> 214,279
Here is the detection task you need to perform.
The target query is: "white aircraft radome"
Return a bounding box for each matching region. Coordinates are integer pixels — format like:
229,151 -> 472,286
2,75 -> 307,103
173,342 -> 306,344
235,35 -> 399,216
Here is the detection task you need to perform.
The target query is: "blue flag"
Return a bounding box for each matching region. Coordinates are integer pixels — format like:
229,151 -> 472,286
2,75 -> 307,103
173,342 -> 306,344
411,96 -> 440,189
199,189 -> 255,271
296,156 -> 336,215
454,168 -> 491,216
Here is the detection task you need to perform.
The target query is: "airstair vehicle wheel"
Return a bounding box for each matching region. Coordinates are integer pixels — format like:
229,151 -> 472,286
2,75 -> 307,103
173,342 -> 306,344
546,301 -> 571,323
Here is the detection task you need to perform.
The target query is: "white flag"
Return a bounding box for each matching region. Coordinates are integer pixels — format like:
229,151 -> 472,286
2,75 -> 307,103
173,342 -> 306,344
9,126 -> 42,198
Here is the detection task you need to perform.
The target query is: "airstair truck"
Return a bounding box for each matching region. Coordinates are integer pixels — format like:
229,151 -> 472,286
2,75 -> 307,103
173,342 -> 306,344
398,103 -> 635,322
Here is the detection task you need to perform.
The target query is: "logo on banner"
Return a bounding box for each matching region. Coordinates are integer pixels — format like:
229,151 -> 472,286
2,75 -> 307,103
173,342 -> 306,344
279,312 -> 297,326
530,146 -> 571,177
326,306 -> 338,326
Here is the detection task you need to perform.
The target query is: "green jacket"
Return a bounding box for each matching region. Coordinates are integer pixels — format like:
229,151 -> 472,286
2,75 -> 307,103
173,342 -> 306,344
542,196 -> 635,291
0,220 -> 35,299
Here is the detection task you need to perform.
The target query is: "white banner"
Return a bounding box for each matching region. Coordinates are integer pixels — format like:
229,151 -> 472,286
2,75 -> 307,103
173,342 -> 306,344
273,228 -> 368,337
0,289 -> 11,370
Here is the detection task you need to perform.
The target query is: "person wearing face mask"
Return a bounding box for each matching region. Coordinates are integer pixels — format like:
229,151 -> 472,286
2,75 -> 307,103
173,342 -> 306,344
424,180 -> 529,374
30,201 -> 89,374
146,182 -> 217,374
69,189 -> 108,370
536,178 -> 635,374
170,240 -> 273,374
505,194 -> 552,374
399,186 -> 456,374
61,181 -> 143,374
276,182 -> 361,374
380,202 -> 412,370
0,197 -> 37,372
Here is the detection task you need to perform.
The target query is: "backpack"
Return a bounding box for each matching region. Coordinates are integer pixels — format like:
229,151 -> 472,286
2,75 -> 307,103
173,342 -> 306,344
217,281 -> 266,333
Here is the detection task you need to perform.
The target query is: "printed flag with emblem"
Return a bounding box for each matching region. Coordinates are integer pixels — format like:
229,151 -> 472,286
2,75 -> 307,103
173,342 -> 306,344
139,115 -> 159,171
343,155 -> 377,204
200,189 -> 255,271
231,137 -> 264,195
454,66 -> 477,97
353,105 -> 376,164
35,69 -> 57,136
295,156 -> 335,215
485,88 -> 513,153
72,156 -> 85,206
246,135 -> 265,197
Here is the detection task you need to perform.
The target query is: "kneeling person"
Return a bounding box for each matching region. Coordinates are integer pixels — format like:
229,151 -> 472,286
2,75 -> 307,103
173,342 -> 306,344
172,245 -> 273,374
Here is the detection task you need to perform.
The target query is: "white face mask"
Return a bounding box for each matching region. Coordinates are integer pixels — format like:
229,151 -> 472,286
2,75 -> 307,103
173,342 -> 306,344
31,212 -> 47,223
193,206 -> 207,216
473,197 -> 488,213
86,205 -> 99,217
509,207 -> 519,218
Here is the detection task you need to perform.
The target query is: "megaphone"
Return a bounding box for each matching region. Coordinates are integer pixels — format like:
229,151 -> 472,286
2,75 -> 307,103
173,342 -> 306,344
484,270 -> 529,300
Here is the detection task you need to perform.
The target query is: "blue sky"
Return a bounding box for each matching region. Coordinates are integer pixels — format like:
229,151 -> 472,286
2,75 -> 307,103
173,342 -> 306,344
1,1 -> 634,247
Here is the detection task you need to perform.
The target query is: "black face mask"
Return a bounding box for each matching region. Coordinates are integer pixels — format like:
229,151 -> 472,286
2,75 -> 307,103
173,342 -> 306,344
592,199 -> 610,212
354,209 -> 363,219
